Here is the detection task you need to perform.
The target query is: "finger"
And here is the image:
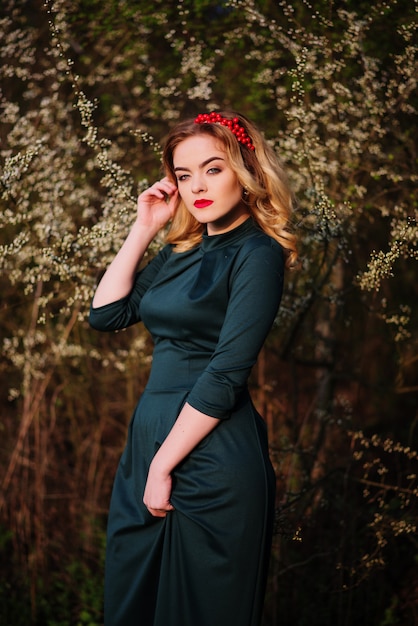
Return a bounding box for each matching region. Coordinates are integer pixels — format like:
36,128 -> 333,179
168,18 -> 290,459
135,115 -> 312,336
150,509 -> 167,518
146,501 -> 175,512
154,178 -> 177,196
160,176 -> 177,189
166,189 -> 179,208
148,506 -> 174,518
138,180 -> 174,203
161,187 -> 178,205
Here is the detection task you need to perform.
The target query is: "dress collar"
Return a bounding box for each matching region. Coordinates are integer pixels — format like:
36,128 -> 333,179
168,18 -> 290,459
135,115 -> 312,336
200,218 -> 256,252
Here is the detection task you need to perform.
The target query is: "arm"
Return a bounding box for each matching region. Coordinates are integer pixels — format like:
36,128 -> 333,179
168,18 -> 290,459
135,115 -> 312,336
88,243 -> 173,331
92,177 -> 178,308
187,238 -> 284,417
143,403 -> 220,517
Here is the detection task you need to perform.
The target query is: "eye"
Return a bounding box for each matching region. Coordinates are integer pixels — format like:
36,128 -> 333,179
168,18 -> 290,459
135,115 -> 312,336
207,167 -> 221,175
176,173 -> 190,182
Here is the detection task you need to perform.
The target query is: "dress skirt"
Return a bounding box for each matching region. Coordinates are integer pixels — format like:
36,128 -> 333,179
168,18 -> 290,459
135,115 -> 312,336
104,388 -> 276,626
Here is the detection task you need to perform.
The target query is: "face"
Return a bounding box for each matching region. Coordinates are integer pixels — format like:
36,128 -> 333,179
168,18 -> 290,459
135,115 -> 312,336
172,134 -> 250,235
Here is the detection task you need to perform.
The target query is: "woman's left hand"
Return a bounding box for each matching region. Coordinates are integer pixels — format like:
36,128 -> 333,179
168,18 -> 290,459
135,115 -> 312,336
143,461 -> 175,518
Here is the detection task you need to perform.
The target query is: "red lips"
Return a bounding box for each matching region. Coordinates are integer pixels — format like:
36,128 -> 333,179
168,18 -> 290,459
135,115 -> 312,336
194,199 -> 213,208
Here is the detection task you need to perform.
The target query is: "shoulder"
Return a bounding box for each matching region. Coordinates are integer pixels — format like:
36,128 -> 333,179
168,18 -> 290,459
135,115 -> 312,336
227,228 -> 284,295
133,242 -> 174,288
142,242 -> 173,268
236,226 -> 284,272
243,228 -> 283,255
156,243 -> 174,260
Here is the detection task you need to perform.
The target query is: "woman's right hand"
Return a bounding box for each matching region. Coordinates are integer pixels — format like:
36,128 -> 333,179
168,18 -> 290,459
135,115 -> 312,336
136,177 -> 179,234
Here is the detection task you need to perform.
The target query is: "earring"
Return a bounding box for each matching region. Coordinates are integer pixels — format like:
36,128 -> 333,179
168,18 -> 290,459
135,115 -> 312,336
243,188 -> 249,198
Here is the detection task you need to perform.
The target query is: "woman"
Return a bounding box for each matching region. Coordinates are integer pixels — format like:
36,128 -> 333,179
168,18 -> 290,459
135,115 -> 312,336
89,110 -> 297,626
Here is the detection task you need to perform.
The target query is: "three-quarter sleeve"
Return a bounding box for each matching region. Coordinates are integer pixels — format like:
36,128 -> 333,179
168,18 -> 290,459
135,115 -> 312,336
186,238 -> 284,419
88,244 -> 172,332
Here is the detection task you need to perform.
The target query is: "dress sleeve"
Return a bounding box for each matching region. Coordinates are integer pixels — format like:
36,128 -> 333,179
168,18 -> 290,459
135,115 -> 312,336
186,238 -> 284,419
88,244 -> 172,332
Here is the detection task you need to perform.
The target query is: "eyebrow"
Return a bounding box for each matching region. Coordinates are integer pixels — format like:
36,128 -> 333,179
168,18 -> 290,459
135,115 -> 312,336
173,156 -> 225,172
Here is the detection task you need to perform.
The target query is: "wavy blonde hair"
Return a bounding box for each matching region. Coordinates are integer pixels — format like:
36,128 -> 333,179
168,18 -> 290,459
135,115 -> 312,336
162,110 -> 298,268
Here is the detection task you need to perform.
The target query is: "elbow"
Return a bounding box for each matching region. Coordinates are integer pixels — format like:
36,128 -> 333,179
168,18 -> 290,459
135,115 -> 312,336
88,312 -> 107,332
88,305 -> 115,332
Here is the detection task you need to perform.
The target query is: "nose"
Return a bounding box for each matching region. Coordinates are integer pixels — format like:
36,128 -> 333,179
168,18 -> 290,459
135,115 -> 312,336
191,174 -> 207,194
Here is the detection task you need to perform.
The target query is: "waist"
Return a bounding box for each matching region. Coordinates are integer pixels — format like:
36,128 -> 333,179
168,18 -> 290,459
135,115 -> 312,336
146,341 -> 211,392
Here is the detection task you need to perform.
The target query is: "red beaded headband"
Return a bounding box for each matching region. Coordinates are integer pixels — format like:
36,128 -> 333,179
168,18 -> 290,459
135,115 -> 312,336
194,112 -> 255,151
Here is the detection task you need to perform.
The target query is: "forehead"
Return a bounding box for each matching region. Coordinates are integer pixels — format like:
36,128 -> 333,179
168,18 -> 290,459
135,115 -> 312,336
173,134 -> 226,166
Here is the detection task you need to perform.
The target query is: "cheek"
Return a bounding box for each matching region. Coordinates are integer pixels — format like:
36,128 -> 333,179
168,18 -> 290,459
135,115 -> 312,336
229,181 -> 243,200
226,173 -> 241,193
179,182 -> 191,195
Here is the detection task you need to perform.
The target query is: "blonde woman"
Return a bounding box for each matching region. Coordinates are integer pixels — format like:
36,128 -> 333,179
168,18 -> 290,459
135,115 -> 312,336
90,110 -> 297,626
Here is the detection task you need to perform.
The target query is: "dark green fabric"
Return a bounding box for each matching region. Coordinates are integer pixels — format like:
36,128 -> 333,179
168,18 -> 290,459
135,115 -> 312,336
89,218 -> 284,626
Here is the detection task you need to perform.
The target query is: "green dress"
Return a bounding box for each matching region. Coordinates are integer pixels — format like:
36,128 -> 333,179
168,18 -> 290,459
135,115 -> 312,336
89,218 -> 284,626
